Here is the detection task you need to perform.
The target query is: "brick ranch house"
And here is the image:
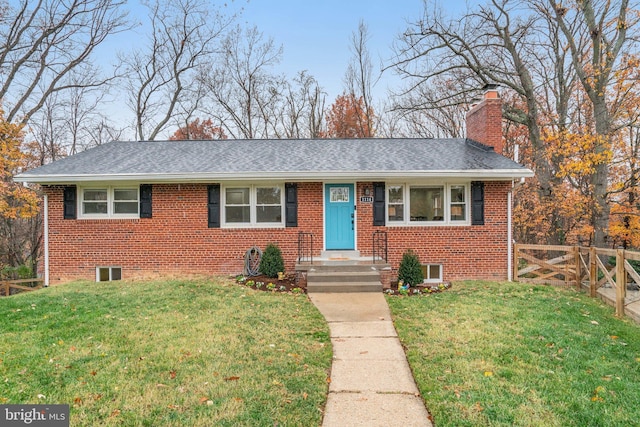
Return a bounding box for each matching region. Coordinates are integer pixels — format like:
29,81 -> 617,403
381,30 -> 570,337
15,87 -> 533,286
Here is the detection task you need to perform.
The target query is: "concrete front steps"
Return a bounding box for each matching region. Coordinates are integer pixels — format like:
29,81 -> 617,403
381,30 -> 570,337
297,252 -> 389,293
306,266 -> 382,293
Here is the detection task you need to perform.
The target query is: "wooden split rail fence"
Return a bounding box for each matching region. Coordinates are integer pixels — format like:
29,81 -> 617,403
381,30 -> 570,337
514,244 -> 640,318
0,278 -> 45,297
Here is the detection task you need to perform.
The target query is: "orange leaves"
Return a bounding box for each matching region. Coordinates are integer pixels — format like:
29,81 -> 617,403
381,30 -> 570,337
322,93 -> 375,138
591,385 -> 606,402
169,118 -> 227,140
544,130 -> 612,179
0,109 -> 39,220
609,202 -> 640,248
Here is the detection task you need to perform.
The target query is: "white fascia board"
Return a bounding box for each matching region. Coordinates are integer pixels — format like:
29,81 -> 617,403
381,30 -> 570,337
14,168 -> 535,184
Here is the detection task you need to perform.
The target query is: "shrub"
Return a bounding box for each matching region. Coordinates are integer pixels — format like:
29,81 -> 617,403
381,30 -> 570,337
259,243 -> 285,278
397,249 -> 424,286
1,264 -> 34,280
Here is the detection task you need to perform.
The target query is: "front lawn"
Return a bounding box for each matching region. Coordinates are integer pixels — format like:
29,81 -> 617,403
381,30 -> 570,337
0,278 -> 331,426
388,281 -> 640,427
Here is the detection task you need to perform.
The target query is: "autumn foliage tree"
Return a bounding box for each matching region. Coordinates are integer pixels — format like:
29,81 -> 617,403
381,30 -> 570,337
169,118 -> 227,140
1,109 -> 40,272
1,111 -> 38,219
322,93 -> 375,138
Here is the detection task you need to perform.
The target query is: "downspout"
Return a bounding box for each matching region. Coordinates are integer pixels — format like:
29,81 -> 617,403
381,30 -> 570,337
508,177 -> 526,281
44,193 -> 49,287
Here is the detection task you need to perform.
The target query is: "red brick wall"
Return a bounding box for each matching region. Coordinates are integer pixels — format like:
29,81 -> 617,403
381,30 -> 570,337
466,90 -> 504,154
45,183 -> 324,282
356,181 -> 511,282
44,181 -> 511,283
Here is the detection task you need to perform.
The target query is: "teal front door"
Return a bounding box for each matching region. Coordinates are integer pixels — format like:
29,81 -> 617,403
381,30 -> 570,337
325,184 -> 355,250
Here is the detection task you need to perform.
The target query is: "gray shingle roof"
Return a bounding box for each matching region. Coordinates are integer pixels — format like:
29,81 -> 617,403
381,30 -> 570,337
15,138 -> 533,183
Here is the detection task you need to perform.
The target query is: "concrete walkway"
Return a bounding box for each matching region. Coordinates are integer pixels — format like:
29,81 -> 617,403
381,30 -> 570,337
308,292 -> 433,427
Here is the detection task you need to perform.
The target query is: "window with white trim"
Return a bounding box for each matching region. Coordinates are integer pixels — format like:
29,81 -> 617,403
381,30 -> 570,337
223,185 -> 283,226
80,187 -> 139,218
387,183 -> 470,225
421,264 -> 443,283
449,185 -> 467,221
96,266 -> 122,282
388,185 -> 404,221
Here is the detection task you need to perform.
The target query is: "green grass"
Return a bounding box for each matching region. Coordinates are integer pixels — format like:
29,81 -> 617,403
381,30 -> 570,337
388,281 -> 640,427
0,278 -> 331,426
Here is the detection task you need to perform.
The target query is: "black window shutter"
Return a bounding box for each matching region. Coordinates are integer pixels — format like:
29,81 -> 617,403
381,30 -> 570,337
471,181 -> 485,225
373,182 -> 385,226
139,184 -> 152,218
63,186 -> 77,220
285,183 -> 298,227
207,184 -> 220,228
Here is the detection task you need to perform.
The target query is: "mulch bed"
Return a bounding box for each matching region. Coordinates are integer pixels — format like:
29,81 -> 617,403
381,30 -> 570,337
235,273 -> 451,296
235,273 -> 307,293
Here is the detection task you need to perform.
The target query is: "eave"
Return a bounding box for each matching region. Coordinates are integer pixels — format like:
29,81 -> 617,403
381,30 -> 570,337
14,168 -> 535,185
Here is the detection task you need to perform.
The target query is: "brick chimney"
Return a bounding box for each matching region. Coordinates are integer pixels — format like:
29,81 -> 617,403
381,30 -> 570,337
465,84 -> 503,154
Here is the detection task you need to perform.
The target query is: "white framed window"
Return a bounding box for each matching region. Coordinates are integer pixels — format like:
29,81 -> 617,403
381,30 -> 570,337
421,264 -> 443,283
410,186 -> 445,222
96,266 -> 122,282
223,184 -> 283,227
387,183 -> 470,225
80,187 -> 139,218
449,185 -> 467,221
388,185 -> 404,221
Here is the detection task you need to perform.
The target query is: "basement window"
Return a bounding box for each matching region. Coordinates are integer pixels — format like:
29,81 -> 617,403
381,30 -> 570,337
421,264 -> 442,283
96,267 -> 122,282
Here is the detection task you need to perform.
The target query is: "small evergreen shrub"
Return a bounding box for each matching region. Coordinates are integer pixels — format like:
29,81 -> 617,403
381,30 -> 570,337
397,249 -> 424,286
259,243 -> 285,278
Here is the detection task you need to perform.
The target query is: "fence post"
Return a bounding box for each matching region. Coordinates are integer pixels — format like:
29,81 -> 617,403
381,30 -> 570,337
589,247 -> 597,297
573,246 -> 581,291
513,243 -> 519,282
616,249 -> 626,317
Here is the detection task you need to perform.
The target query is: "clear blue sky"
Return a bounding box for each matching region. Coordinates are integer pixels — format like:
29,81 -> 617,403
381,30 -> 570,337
225,0 -> 471,102
100,0 -> 472,132
237,0 -> 427,100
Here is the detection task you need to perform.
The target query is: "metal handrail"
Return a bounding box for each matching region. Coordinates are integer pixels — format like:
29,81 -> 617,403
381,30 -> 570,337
373,230 -> 388,263
297,231 -> 313,264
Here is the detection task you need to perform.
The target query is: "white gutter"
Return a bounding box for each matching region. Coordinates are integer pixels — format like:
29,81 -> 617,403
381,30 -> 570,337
43,193 -> 49,287
507,177 -> 526,281
15,169 -> 535,185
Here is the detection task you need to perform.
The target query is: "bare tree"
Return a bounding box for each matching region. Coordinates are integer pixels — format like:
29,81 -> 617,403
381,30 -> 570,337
390,0 -> 579,244
87,119 -> 125,147
0,0 -> 131,124
277,71 -> 326,138
392,0 -> 640,246
390,74 -> 469,138
202,25 -> 285,139
121,0 -> 235,141
344,20 -> 377,137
